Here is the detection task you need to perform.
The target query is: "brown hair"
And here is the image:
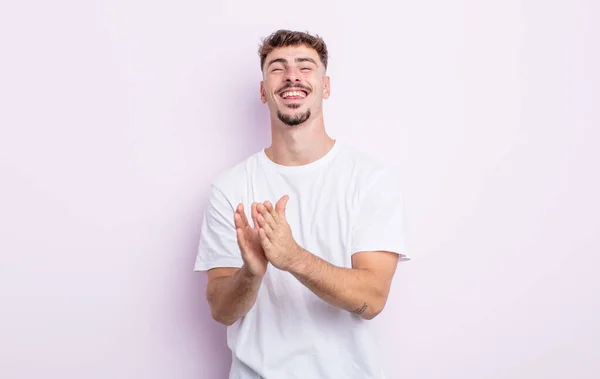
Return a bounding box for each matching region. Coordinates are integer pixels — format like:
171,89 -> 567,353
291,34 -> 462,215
258,29 -> 329,72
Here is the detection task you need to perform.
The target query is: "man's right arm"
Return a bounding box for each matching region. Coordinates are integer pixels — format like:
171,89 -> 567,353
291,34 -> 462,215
206,265 -> 263,326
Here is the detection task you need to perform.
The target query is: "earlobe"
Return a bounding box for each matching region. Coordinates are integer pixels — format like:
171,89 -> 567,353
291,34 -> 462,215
323,76 -> 331,99
260,82 -> 267,103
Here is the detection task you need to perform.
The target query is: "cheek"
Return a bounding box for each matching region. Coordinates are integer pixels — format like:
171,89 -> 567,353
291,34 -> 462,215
264,87 -> 276,100
266,83 -> 281,98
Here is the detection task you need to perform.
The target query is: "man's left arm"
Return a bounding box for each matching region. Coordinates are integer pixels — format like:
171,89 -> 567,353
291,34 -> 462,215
255,192 -> 405,320
287,247 -> 399,320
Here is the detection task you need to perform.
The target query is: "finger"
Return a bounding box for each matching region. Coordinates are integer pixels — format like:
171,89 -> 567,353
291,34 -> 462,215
256,213 -> 274,236
258,203 -> 276,226
251,202 -> 260,230
257,202 -> 268,216
264,200 -> 278,220
234,212 -> 244,230
275,195 -> 290,218
236,227 -> 248,253
258,228 -> 271,249
238,203 -> 250,227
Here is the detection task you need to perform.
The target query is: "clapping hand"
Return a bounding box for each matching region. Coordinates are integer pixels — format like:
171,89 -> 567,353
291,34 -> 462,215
255,195 -> 304,271
234,203 -> 268,277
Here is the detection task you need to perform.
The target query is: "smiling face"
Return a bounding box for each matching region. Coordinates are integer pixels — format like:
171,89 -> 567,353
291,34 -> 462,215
260,44 -> 330,127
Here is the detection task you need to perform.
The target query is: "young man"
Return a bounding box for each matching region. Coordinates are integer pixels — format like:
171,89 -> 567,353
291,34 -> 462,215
194,29 -> 410,379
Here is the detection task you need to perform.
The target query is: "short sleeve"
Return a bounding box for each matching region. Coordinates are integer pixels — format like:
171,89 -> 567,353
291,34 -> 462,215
193,184 -> 244,271
351,169 -> 411,262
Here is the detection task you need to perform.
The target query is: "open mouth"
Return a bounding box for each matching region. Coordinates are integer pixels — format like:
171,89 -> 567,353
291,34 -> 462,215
279,89 -> 309,100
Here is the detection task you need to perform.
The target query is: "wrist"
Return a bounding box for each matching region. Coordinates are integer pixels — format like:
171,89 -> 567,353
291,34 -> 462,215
285,245 -> 308,273
240,264 -> 265,281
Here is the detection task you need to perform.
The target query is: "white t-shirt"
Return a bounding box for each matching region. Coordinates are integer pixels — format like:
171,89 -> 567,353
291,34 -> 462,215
194,140 -> 410,379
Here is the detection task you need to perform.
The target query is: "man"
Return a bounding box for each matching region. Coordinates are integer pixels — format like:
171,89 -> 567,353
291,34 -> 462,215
194,29 -> 410,379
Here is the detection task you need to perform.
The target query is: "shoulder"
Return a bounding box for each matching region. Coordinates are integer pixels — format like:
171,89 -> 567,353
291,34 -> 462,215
335,141 -> 401,191
209,151 -> 261,197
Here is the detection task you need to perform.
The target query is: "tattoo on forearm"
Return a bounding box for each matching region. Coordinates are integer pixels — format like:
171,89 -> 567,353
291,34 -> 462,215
351,303 -> 368,315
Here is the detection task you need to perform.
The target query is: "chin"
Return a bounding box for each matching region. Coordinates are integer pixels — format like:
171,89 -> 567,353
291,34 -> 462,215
276,108 -> 311,127
282,103 -> 303,110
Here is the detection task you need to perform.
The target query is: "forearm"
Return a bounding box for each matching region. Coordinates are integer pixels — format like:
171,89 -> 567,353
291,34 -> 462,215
206,265 -> 263,325
288,248 -> 387,320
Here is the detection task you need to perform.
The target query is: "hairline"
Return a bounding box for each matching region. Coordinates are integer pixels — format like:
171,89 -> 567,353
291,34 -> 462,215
261,43 -> 326,73
265,57 -> 319,70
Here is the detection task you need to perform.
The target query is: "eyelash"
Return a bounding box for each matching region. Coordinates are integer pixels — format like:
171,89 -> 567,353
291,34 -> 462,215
271,67 -> 312,73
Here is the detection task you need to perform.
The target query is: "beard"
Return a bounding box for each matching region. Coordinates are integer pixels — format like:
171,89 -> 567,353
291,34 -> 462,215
277,104 -> 311,127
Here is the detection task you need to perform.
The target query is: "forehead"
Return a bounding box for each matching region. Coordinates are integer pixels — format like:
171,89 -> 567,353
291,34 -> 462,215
266,44 -> 321,64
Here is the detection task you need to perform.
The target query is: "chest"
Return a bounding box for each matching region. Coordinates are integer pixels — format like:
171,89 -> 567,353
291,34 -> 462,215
244,170 -> 360,267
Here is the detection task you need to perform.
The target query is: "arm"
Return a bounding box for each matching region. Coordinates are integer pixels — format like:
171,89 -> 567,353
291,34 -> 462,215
206,265 -> 263,326
255,197 -> 401,320
205,202 -> 269,326
287,249 -> 398,320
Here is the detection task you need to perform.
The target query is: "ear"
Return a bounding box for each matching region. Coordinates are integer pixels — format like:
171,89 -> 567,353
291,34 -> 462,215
322,76 -> 331,99
260,81 -> 267,103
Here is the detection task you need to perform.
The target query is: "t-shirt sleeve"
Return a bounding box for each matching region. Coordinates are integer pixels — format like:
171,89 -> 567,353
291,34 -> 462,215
193,184 -> 244,271
351,168 -> 411,262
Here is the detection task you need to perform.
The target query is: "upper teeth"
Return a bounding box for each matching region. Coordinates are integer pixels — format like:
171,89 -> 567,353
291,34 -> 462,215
281,91 -> 306,99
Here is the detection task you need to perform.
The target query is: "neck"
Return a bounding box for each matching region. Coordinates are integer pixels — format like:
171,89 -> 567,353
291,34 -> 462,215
265,112 -> 335,166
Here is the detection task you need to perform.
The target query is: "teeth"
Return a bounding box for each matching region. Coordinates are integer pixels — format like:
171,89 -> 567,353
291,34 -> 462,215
282,90 -> 307,99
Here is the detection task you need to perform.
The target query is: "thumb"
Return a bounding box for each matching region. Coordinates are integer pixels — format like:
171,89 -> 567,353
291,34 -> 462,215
276,195 -> 289,217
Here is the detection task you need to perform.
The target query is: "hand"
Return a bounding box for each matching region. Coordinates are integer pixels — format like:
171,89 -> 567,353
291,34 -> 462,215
255,195 -> 304,271
234,203 -> 268,277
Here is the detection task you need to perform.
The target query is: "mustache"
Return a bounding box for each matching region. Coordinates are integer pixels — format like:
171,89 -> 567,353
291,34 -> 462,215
277,83 -> 311,94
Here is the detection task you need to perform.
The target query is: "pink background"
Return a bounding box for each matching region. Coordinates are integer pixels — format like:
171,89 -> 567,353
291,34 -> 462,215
1,1 -> 598,378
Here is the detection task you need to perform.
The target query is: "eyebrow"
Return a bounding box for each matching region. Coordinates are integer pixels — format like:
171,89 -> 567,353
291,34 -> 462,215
266,57 -> 318,69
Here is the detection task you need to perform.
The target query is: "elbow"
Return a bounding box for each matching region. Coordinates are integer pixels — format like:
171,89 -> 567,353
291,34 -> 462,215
360,294 -> 388,320
211,310 -> 236,326
207,292 -> 237,326
213,315 -> 236,326
361,304 -> 384,320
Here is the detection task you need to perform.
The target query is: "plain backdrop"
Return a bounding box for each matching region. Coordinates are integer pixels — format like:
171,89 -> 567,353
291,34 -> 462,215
1,0 -> 598,378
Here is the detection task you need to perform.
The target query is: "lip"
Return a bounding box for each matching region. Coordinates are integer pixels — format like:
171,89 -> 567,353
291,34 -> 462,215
278,88 -> 310,98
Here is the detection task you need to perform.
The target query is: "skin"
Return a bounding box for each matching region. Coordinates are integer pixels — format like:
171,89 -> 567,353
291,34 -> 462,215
206,43 -> 399,325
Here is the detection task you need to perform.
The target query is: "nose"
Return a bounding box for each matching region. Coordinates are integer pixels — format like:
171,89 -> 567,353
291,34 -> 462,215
284,68 -> 301,82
